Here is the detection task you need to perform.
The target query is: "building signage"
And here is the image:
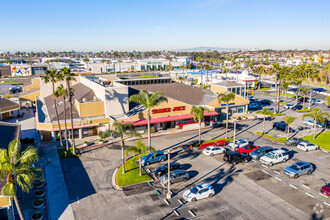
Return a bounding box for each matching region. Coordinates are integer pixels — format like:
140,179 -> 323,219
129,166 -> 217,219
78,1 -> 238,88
73,121 -> 92,126
152,106 -> 185,114
221,103 -> 235,106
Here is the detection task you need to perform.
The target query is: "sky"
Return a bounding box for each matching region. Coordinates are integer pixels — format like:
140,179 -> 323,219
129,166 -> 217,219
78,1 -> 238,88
1,0 -> 330,52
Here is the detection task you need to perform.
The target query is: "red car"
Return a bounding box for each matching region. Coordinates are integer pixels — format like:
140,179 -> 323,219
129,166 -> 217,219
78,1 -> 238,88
236,145 -> 259,154
320,182 -> 330,196
200,140 -> 228,150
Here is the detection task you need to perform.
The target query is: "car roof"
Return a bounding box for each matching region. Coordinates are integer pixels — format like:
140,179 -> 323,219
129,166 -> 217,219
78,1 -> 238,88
260,146 -> 273,150
271,149 -> 287,154
196,184 -> 212,189
171,169 -> 186,174
294,161 -> 310,166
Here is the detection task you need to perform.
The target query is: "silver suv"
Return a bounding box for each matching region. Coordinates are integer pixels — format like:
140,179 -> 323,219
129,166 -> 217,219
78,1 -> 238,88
283,161 -> 313,179
160,170 -> 189,185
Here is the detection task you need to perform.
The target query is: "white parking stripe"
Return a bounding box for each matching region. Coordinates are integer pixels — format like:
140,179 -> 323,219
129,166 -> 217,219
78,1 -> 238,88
174,210 -> 180,216
188,210 -> 196,217
324,201 -> 330,206
262,164 -> 268,169
274,170 -> 280,175
289,184 -> 298,189
178,199 -> 184,205
262,170 -> 270,175
302,184 -> 310,189
319,193 -> 328,198
305,192 -> 315,198
275,176 -> 282,181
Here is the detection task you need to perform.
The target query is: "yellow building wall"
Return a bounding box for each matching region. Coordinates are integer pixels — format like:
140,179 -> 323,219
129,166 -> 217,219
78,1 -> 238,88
79,101 -> 105,118
73,72 -> 92,75
20,91 -> 40,101
24,83 -> 40,91
37,123 -> 53,130
0,105 -> 20,113
32,78 -> 40,84
75,100 -> 80,116
207,95 -> 249,108
210,85 -> 227,94
48,117 -> 110,130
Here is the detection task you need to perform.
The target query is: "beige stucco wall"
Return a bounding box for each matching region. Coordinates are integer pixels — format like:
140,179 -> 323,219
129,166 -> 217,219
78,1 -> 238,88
207,94 -> 249,108
20,91 -> 40,101
79,101 -> 105,118
210,85 -> 227,94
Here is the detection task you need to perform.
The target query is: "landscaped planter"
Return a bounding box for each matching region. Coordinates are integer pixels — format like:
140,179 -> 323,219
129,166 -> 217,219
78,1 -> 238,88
83,141 -> 89,146
33,199 -> 44,209
98,140 -> 104,143
34,190 -> 45,198
31,211 -> 43,220
33,181 -> 44,189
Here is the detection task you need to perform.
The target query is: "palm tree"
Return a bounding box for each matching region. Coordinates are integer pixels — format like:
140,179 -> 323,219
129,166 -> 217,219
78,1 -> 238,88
117,59 -> 122,72
53,84 -> 69,150
0,139 -> 42,220
179,63 -> 186,78
111,122 -> 141,174
125,140 -> 156,176
218,93 -> 236,139
283,116 -> 297,139
300,87 -> 310,109
255,66 -> 267,89
191,106 -> 209,144
204,64 -> 213,85
198,63 -> 204,85
129,90 -> 168,150
222,67 -> 229,79
256,108 -> 274,134
60,67 -> 77,155
42,69 -> 64,147
302,108 -> 330,139
282,82 -> 290,104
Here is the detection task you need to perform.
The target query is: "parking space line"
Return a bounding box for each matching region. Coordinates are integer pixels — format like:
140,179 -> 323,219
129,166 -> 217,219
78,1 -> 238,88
305,192 -> 315,198
262,170 -> 270,175
190,206 -> 228,219
262,164 -> 268,169
163,199 -> 170,205
289,184 -> 298,189
274,170 -> 280,175
319,193 -> 328,198
275,176 -> 282,181
188,210 -> 196,217
324,201 -> 330,206
302,184 -> 310,189
178,199 -> 184,205
174,209 -> 180,216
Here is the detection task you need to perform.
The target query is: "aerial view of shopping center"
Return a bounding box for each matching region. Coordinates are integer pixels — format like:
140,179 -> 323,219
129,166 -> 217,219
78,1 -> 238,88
0,0 -> 329,220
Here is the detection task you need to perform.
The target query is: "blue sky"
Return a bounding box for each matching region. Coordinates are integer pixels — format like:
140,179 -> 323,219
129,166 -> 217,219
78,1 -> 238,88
1,0 -> 330,51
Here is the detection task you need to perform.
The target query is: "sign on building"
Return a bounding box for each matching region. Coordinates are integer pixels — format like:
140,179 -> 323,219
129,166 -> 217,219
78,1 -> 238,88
11,65 -> 32,76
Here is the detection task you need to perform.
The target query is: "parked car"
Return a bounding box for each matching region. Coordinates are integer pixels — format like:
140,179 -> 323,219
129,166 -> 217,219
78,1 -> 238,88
261,99 -> 272,105
291,104 -> 303,110
236,144 -> 259,155
160,170 -> 189,185
249,103 -> 258,109
199,140 -> 228,150
223,151 -> 249,165
273,122 -> 295,133
203,146 -> 226,156
297,142 -> 319,152
283,161 -> 313,178
248,96 -> 256,101
260,149 -> 289,166
285,137 -> 307,146
298,97 -> 309,102
249,146 -> 274,160
227,139 -> 249,149
283,104 -> 294,109
141,151 -> 166,166
303,120 -> 325,128
9,86 -> 22,94
271,98 -> 284,103
287,88 -> 298,94
320,182 -> 330,196
311,98 -> 323,105
155,162 -> 182,177
312,88 -> 326,93
183,184 -> 215,202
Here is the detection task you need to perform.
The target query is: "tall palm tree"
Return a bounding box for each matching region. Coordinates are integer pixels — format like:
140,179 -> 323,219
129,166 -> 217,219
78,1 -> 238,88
0,139 -> 42,220
282,82 -> 290,104
198,63 -> 204,85
300,87 -> 310,109
117,59 -> 122,72
111,122 -> 141,174
270,63 -> 281,113
129,90 -> 168,150
60,67 -> 77,155
283,116 -> 297,139
191,106 -> 209,144
42,69 -> 64,147
256,108 -> 274,134
204,64 -> 213,85
179,63 -> 186,79
218,93 -> 236,139
302,108 -> 329,139
125,140 -> 156,176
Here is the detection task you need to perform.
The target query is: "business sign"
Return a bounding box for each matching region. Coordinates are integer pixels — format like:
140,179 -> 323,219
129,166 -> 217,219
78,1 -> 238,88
152,106 -> 185,114
11,65 -> 32,76
220,103 -> 235,106
73,120 -> 92,126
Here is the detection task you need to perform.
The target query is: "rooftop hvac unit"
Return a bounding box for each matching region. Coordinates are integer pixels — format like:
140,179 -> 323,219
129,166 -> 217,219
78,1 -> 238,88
93,96 -> 97,102
82,98 -> 87,103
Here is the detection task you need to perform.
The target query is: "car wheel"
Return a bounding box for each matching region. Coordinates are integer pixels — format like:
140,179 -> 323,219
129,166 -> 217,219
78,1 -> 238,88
294,174 -> 299,179
146,161 -> 150,165
210,153 -> 214,156
282,158 -> 287,163
161,158 -> 165,162
268,162 -> 273,167
244,158 -> 248,163
209,193 -> 214,197
307,170 -> 312,175
232,161 -> 236,165
306,149 -> 309,152
192,197 -> 196,202
183,177 -> 188,182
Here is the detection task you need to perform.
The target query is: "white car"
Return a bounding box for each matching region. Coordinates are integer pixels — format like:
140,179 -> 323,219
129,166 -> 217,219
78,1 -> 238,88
183,184 -> 214,202
312,99 -> 323,105
272,98 -> 284,103
303,120 -> 325,128
228,139 -> 249,149
283,104 -> 294,109
260,149 -> 290,166
202,146 -> 226,156
297,142 -> 319,152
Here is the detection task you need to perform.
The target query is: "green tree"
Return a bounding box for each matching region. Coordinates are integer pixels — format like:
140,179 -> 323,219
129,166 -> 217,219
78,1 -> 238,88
191,106 -> 209,144
60,67 -> 77,154
300,87 -> 310,109
111,122 -> 141,174
125,140 -> 156,176
282,116 -> 297,139
218,93 -> 236,139
204,64 -> 213,85
42,69 -> 64,147
0,139 -> 42,220
198,63 -> 204,85
129,90 -> 168,150
302,108 -> 330,139
53,84 -> 69,150
281,81 -> 290,104
256,108 -> 274,134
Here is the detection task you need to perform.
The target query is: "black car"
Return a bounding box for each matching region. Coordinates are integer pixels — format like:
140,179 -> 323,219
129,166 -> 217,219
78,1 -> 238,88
312,88 -> 326,93
249,146 -> 274,160
298,97 -> 309,102
155,162 -> 182,177
223,152 -> 249,165
9,86 -> 22,94
291,104 -> 303,110
261,99 -> 272,105
273,122 -> 295,133
285,137 -> 307,146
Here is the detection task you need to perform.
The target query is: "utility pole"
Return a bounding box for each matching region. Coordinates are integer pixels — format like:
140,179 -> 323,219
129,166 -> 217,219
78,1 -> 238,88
166,149 -> 172,200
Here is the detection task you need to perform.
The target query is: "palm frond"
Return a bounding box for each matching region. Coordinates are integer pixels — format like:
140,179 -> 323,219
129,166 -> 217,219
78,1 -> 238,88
1,182 -> 15,197
8,139 -> 21,162
18,146 -> 39,166
125,146 -> 140,158
16,173 -> 33,193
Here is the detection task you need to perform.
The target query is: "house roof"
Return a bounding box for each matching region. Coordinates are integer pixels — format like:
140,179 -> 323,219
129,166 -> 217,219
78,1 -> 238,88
212,81 -> 244,88
19,87 -> 40,98
129,82 -> 217,105
0,122 -> 20,150
0,97 -> 19,111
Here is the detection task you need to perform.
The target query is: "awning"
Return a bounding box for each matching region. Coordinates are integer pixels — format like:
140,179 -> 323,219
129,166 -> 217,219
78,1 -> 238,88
125,111 -> 218,126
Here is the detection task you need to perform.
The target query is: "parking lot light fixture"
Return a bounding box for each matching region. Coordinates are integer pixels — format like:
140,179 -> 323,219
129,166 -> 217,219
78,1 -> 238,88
166,150 -> 172,200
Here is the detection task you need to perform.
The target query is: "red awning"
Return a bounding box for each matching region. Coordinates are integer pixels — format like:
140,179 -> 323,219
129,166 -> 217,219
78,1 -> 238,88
125,111 -> 218,126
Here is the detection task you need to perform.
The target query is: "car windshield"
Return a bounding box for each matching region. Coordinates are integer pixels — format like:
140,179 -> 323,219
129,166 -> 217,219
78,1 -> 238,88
265,153 -> 274,159
205,147 -> 211,150
242,146 -> 249,149
254,148 -> 263,154
145,153 -> 153,158
327,183 -> 330,187
290,164 -> 300,171
190,186 -> 199,194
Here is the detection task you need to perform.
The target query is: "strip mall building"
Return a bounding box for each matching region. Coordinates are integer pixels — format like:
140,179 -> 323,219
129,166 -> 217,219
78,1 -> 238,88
34,74 -> 249,142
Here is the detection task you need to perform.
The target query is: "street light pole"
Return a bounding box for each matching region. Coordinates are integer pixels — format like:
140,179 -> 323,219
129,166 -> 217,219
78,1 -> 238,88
166,149 -> 172,200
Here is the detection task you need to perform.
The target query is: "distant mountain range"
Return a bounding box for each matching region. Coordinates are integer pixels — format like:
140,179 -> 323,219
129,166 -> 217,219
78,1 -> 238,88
174,46 -> 252,52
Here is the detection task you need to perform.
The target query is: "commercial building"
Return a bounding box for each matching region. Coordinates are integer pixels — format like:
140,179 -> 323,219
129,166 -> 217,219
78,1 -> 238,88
35,74 -> 249,142
0,97 -> 20,121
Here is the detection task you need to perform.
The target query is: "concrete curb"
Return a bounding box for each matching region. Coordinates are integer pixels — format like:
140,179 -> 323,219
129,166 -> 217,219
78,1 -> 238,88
112,165 -> 123,191
255,132 -> 284,144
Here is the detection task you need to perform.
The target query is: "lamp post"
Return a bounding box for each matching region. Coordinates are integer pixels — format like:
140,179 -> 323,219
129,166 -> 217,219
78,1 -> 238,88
166,149 -> 172,200
233,118 -> 237,150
